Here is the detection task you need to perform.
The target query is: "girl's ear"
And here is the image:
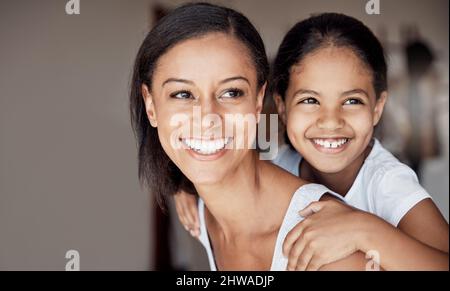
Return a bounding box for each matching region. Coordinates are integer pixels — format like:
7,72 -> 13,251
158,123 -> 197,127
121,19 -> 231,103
273,94 -> 287,125
142,84 -> 158,127
373,91 -> 388,126
256,82 -> 267,123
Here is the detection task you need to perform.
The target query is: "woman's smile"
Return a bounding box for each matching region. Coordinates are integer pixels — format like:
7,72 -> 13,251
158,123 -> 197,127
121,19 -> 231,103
180,137 -> 233,161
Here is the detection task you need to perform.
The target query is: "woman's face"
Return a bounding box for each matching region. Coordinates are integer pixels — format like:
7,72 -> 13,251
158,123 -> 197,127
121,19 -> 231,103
143,33 -> 265,186
279,46 -> 387,174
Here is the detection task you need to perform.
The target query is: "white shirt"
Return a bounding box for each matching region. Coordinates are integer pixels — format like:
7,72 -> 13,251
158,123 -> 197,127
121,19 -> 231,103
197,183 -> 340,271
274,139 -> 431,226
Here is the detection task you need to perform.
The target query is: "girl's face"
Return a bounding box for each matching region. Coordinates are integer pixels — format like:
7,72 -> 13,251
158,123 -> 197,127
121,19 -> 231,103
142,33 -> 265,186
278,46 -> 387,174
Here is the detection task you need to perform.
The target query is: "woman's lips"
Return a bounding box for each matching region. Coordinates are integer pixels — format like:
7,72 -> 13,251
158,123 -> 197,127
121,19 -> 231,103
309,137 -> 351,154
180,137 -> 232,161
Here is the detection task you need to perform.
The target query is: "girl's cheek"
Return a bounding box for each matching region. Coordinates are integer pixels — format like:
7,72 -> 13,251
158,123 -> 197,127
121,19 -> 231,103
286,111 -> 310,140
345,111 -> 374,135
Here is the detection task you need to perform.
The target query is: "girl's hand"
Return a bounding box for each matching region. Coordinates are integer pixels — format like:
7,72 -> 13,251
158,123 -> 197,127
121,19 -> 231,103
283,198 -> 372,271
174,190 -> 200,237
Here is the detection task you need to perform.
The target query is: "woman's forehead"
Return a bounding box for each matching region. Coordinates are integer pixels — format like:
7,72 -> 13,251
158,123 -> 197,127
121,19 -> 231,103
153,33 -> 257,84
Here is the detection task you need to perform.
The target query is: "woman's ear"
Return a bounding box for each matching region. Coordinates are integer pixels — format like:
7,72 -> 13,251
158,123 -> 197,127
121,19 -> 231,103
142,84 -> 158,127
256,82 -> 267,123
273,94 -> 287,125
373,91 -> 388,126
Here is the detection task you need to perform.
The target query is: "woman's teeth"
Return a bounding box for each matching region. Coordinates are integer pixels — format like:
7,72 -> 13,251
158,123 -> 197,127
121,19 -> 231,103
182,137 -> 232,155
313,138 -> 349,149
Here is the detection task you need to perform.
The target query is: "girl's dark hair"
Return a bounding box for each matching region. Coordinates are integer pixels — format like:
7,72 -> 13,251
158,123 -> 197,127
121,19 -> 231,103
129,3 -> 269,208
273,13 -> 387,100
272,13 -> 387,148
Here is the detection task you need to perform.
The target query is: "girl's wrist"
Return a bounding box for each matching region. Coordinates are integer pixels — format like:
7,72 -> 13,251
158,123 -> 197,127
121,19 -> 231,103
354,211 -> 385,253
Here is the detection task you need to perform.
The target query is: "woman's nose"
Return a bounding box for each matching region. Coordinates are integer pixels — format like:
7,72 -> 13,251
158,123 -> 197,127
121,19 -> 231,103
191,97 -> 222,134
199,97 -> 217,116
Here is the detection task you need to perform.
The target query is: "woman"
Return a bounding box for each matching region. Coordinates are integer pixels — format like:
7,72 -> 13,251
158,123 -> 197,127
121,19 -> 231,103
130,3 -> 368,270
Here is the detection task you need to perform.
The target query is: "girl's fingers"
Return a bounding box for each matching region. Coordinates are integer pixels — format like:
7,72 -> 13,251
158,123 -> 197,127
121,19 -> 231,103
298,201 -> 324,217
295,245 -> 314,271
305,255 -> 322,271
282,221 -> 306,257
185,208 -> 198,235
174,196 -> 192,232
287,237 -> 308,271
188,205 -> 200,234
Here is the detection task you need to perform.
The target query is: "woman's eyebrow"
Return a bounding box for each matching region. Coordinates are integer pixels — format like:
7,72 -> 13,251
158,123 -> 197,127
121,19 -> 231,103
219,76 -> 250,85
341,89 -> 369,97
162,78 -> 194,87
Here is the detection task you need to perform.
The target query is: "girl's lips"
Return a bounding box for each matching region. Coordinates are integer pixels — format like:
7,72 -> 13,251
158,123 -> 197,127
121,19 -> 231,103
309,138 -> 351,154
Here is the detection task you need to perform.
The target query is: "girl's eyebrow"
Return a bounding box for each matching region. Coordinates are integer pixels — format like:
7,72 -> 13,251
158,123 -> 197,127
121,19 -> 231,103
341,89 -> 369,97
293,89 -> 320,96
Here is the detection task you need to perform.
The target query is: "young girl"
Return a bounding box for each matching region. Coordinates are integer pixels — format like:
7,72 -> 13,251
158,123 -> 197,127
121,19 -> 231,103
131,3 -> 368,270
174,13 -> 449,270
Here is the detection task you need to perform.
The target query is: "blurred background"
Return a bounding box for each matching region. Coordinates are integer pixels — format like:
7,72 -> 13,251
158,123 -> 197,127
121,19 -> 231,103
0,0 -> 448,270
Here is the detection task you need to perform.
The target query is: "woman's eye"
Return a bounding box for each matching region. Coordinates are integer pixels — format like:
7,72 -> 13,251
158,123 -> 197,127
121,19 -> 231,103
221,89 -> 244,99
300,97 -> 319,105
343,98 -> 363,105
170,91 -> 193,99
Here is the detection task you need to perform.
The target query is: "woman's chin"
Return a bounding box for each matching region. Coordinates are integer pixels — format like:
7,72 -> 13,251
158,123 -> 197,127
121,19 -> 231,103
188,174 -> 225,187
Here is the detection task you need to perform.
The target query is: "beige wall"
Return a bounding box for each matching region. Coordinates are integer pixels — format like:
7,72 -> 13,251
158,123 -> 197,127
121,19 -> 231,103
0,0 -> 154,270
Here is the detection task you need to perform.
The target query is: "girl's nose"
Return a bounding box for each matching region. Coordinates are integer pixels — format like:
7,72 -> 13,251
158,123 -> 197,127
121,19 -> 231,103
316,109 -> 345,130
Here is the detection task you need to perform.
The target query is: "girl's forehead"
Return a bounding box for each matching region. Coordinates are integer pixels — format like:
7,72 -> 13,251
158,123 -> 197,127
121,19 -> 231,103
285,46 -> 377,99
291,46 -> 372,76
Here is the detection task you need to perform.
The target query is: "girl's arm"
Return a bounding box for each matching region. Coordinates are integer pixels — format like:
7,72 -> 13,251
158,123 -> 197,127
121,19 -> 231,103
283,198 -> 448,271
358,198 -> 448,270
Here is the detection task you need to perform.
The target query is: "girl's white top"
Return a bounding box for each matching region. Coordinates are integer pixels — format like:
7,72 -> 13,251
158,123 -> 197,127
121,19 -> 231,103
273,139 -> 431,226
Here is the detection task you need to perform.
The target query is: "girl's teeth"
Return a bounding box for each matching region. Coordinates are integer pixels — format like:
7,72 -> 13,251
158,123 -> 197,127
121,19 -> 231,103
313,138 -> 349,149
182,138 -> 231,155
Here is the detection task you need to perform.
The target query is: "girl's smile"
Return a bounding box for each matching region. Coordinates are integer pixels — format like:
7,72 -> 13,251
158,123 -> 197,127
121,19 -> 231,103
310,137 -> 351,154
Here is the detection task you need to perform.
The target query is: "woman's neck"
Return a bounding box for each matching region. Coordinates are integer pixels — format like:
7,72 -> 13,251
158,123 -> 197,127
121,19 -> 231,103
195,153 -> 298,243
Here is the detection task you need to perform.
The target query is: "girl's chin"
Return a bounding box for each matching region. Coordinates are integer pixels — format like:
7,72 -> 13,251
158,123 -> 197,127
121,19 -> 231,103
307,159 -> 349,174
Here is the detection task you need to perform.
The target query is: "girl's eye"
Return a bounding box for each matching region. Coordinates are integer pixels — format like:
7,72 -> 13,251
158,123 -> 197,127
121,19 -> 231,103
300,97 -> 319,105
343,98 -> 363,105
221,88 -> 244,99
170,91 -> 193,99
